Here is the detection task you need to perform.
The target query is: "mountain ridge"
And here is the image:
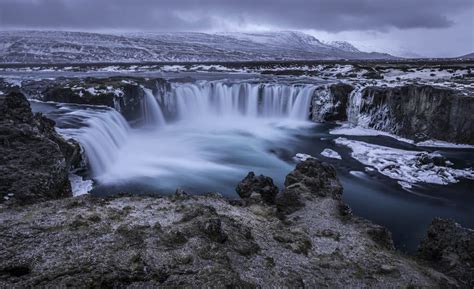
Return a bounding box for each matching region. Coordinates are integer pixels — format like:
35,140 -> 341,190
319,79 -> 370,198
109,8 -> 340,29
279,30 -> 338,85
0,30 -> 395,64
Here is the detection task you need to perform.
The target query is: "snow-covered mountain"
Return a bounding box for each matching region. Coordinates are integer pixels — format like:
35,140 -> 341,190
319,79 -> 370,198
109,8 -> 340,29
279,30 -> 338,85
458,52 -> 474,59
0,30 -> 395,64
325,41 -> 361,53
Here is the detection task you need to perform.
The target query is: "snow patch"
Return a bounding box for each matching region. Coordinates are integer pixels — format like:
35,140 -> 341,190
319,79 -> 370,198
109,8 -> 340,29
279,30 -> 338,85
335,137 -> 474,187
320,149 -> 342,160
331,124 -> 474,149
4,78 -> 23,87
416,140 -> 474,149
293,153 -> 315,162
69,174 -> 93,197
330,125 -> 414,143
398,181 -> 413,190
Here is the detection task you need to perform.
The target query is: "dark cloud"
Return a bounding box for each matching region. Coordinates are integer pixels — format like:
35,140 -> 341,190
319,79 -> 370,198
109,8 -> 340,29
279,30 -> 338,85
0,0 -> 472,32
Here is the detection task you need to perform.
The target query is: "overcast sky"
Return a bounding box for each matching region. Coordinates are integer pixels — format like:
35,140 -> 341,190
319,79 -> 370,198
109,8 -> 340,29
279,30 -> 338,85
0,0 -> 473,57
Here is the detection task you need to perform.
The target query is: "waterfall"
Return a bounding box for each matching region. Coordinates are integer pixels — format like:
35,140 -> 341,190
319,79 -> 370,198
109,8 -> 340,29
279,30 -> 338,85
166,81 -> 316,121
61,81 -> 319,183
58,108 -> 131,178
142,88 -> 166,126
346,86 -> 365,126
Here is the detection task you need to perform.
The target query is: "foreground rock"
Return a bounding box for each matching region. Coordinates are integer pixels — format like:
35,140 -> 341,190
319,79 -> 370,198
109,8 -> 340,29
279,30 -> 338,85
418,218 -> 474,287
0,92 -> 80,205
0,159 -> 459,288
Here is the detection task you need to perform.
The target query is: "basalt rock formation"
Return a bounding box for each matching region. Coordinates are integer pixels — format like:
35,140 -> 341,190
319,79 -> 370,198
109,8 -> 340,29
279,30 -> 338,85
357,85 -> 474,144
312,83 -> 474,144
0,158 -> 462,288
0,91 -> 80,205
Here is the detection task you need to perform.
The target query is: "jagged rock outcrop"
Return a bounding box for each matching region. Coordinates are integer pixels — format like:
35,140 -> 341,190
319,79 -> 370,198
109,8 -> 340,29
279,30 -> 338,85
418,218 -> 474,288
311,83 -> 354,122
235,171 -> 279,204
0,91 -> 80,205
0,159 -> 461,288
356,85 -> 474,144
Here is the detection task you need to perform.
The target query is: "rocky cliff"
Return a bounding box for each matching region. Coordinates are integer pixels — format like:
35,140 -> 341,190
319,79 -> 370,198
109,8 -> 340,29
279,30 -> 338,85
311,83 -> 474,144
355,85 -> 474,144
0,91 -> 80,205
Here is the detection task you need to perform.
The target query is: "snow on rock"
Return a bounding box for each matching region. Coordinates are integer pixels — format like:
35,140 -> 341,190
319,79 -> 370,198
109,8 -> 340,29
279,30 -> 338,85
69,174 -> 93,197
416,140 -> 474,149
71,86 -> 125,98
398,181 -> 413,190
321,148 -> 342,160
331,124 -> 474,149
335,137 -> 474,187
293,153 -> 315,162
4,78 -> 23,88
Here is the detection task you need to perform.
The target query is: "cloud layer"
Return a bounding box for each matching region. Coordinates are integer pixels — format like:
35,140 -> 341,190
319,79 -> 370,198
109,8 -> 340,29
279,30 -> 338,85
0,0 -> 472,32
0,0 -> 473,57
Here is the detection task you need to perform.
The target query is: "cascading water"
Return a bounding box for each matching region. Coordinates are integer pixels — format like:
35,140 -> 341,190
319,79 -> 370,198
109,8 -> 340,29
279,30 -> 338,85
346,86 -> 367,126
166,82 -> 316,121
59,80 -> 320,193
58,108 -> 131,178
142,88 -> 166,126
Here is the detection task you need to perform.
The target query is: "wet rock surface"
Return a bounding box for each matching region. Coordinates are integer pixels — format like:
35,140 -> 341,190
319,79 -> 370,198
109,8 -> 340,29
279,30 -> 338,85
418,218 -> 474,288
0,159 -> 462,288
0,91 -> 80,205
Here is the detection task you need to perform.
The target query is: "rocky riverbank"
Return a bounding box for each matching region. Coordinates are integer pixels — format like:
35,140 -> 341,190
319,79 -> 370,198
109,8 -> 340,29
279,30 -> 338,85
1,158 -> 472,288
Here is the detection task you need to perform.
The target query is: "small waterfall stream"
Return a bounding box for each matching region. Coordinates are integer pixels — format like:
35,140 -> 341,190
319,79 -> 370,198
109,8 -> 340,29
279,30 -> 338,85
142,88 -> 166,127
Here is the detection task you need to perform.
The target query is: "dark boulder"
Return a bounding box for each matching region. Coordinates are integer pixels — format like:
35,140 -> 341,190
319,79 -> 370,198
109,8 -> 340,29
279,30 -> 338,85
415,152 -> 448,167
362,70 -> 384,79
275,158 -> 344,215
236,172 -> 279,204
418,218 -> 474,287
0,91 -> 80,205
284,159 -> 343,199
